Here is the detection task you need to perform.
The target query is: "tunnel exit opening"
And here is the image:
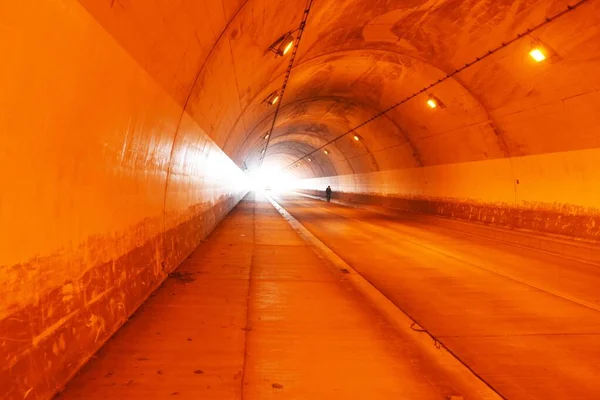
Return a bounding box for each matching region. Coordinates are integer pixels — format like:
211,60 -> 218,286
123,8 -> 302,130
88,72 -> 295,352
246,166 -> 296,192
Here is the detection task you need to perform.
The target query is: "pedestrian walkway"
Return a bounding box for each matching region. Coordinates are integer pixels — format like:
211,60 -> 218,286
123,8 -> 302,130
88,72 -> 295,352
57,193 -> 469,399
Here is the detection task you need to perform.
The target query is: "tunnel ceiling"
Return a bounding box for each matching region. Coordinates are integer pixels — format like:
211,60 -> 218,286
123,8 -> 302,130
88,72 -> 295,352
80,0 -> 600,178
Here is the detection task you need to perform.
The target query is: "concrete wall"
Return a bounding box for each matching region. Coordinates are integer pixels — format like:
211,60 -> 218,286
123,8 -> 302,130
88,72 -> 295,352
2,0 -> 600,397
0,2 -> 246,399
296,147 -> 600,240
282,1 -> 600,242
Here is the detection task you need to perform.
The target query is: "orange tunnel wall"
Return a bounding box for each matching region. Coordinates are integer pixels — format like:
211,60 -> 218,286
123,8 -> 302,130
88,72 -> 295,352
286,0 -> 600,241
0,2 -> 246,398
294,145 -> 600,240
3,0 -> 600,398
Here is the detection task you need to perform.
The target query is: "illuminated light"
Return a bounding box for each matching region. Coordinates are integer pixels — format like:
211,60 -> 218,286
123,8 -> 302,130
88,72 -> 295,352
308,157 -> 312,162
353,135 -> 360,141
323,149 -> 330,155
261,148 -> 266,153
247,166 -> 294,192
268,32 -> 296,57
529,48 -> 546,62
283,39 -> 294,55
426,95 -> 445,109
263,91 -> 279,106
264,134 -> 269,140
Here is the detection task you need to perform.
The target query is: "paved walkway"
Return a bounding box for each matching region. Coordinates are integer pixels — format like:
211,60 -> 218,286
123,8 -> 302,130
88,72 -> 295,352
57,193 -> 461,399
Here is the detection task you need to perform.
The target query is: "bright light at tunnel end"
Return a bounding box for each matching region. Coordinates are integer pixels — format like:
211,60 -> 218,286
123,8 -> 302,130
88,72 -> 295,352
246,167 -> 295,193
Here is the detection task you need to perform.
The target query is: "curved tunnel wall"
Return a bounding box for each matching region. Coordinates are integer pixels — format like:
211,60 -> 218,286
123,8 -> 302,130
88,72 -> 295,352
0,1 -> 247,398
2,0 -> 600,398
283,1 -> 600,240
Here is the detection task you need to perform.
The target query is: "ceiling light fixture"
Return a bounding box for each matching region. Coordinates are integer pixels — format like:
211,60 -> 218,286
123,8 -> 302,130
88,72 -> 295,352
323,149 -> 330,155
426,94 -> 445,109
263,134 -> 269,140
353,135 -> 361,141
280,2 -> 585,173
268,32 -> 295,57
263,91 -> 280,106
529,47 -> 546,62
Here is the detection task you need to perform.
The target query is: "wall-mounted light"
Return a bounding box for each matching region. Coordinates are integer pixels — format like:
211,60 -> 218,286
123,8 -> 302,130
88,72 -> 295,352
529,47 -> 546,62
263,134 -> 269,140
353,135 -> 361,141
426,95 -> 445,109
307,157 -> 312,162
268,32 -> 295,57
323,149 -> 330,155
282,37 -> 294,56
263,91 -> 280,106
261,148 -> 266,154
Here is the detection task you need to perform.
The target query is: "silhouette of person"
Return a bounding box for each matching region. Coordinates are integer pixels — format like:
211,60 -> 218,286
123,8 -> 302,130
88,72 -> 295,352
325,186 -> 332,202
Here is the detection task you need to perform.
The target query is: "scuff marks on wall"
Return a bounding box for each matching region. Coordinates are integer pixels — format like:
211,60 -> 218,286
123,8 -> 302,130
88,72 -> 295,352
0,194 -> 245,400
298,188 -> 600,240
296,146 -> 600,240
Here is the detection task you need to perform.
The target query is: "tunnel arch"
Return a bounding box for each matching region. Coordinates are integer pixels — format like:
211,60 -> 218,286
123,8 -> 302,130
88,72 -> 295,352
227,48 -> 504,173
235,96 -> 408,175
3,1 -> 600,398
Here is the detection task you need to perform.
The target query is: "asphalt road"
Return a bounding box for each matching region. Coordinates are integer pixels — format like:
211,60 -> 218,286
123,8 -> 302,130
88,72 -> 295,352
273,191 -> 600,400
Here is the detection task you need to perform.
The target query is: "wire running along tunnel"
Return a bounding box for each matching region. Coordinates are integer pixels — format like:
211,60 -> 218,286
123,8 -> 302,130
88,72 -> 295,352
1,0 -> 600,398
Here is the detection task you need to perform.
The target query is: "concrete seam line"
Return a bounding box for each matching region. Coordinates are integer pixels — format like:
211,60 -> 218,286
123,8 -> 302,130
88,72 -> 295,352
240,194 -> 256,399
265,193 -> 505,400
260,0 -> 315,167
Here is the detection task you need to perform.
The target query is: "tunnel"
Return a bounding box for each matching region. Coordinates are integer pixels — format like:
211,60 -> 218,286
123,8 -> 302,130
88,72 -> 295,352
2,0 -> 600,398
